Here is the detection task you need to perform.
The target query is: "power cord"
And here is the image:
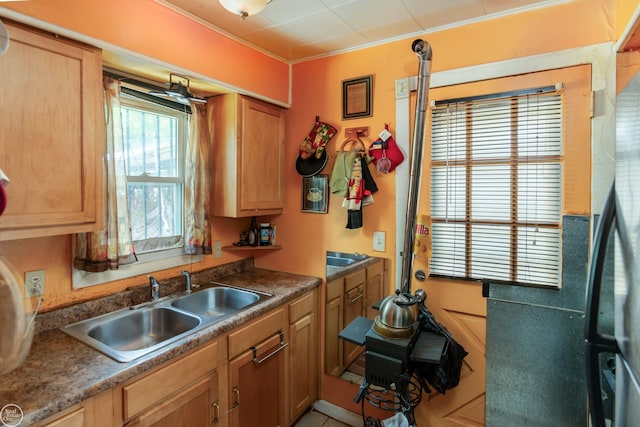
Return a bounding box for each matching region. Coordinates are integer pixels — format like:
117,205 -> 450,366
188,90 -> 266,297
24,284 -> 42,338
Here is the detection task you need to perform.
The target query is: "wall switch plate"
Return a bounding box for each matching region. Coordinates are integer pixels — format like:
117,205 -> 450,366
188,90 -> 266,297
373,231 -> 386,252
213,241 -> 222,258
25,270 -> 45,297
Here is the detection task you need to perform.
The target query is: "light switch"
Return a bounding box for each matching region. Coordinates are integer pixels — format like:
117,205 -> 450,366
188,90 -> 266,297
373,231 -> 385,252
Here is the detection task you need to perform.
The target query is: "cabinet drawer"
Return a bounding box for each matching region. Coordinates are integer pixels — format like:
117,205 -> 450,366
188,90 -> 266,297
367,261 -> 383,278
326,279 -> 343,301
289,291 -> 314,324
345,269 -> 366,291
123,340 -> 218,421
228,308 -> 285,359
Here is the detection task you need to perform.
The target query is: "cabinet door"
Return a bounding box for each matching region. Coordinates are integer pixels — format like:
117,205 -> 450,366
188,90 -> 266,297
365,261 -> 384,319
289,312 -> 316,423
127,374 -> 219,427
238,97 -> 285,213
343,284 -> 365,367
325,279 -> 344,376
229,333 -> 286,427
0,22 -> 102,240
43,408 -> 86,427
325,295 -> 343,376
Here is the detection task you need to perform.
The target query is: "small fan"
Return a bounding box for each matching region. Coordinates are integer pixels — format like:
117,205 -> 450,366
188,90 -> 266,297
150,73 -> 207,105
0,19 -> 9,57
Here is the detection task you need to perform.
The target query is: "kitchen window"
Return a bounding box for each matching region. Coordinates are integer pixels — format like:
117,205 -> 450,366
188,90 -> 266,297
430,86 -> 563,287
73,76 -> 209,289
120,95 -> 187,255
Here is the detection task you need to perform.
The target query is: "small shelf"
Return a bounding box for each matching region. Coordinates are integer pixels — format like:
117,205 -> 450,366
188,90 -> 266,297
222,245 -> 283,251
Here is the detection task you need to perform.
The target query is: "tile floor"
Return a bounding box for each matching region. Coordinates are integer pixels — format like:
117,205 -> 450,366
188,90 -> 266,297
292,408 -> 352,427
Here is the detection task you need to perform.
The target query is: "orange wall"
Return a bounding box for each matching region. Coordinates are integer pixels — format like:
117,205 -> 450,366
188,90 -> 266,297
0,0 -> 289,104
617,0 -> 640,39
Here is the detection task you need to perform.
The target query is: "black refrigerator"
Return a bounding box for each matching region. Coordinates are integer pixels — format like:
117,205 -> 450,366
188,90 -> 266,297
585,72 -> 640,427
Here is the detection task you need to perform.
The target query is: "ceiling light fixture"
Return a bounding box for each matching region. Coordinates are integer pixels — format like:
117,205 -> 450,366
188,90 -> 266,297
219,0 -> 270,19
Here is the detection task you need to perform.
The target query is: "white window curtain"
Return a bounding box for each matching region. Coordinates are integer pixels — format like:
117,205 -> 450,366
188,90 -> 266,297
184,102 -> 212,255
74,77 -> 137,272
430,87 -> 563,287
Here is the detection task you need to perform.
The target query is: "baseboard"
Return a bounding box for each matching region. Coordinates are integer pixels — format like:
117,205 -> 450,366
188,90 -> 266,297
312,400 -> 364,427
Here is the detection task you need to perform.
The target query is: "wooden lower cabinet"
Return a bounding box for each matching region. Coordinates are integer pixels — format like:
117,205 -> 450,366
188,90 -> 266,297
38,292 -> 320,427
364,260 -> 384,319
121,340 -> 220,427
325,279 -> 344,376
342,269 -> 366,368
228,309 -> 287,427
324,260 -> 387,376
126,374 -> 218,427
37,390 -> 114,427
287,290 -> 318,424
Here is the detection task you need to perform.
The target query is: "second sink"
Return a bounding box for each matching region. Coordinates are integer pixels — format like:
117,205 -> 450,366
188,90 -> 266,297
171,286 -> 261,318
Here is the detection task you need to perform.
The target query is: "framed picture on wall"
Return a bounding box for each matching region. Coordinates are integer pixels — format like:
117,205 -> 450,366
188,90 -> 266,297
342,75 -> 372,120
302,175 -> 329,213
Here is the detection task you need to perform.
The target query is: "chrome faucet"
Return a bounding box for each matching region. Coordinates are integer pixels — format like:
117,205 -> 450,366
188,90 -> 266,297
181,270 -> 192,294
148,275 -> 160,301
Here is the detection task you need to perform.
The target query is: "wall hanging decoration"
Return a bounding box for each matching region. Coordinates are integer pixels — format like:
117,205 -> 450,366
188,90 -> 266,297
302,174 -> 329,213
368,123 -> 405,173
296,116 -> 337,177
342,75 -> 372,120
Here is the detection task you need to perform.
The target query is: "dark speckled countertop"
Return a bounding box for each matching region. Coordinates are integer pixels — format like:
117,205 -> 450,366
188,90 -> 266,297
0,262 -> 321,425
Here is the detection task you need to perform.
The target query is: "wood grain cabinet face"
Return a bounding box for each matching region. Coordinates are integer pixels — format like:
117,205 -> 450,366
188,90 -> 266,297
122,341 -> 219,426
365,260 -> 384,319
324,279 -> 344,376
125,375 -> 218,427
228,309 -> 287,427
324,261 -> 387,377
36,390 -> 113,427
0,21 -> 103,240
209,94 -> 285,218
287,290 -> 318,424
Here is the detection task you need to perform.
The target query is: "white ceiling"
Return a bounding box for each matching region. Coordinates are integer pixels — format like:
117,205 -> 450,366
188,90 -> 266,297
159,0 -> 566,63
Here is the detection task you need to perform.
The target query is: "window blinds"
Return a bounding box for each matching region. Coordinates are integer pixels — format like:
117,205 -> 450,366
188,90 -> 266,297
430,86 -> 563,287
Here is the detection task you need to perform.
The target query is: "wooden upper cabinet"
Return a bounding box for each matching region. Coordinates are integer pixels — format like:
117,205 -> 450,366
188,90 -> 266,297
209,93 -> 285,217
0,21 -> 103,240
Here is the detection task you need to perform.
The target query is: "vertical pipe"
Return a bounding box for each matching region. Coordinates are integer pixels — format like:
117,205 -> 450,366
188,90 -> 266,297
400,39 -> 432,294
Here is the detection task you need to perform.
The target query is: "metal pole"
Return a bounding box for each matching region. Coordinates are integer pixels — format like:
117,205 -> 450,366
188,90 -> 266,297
399,39 -> 433,294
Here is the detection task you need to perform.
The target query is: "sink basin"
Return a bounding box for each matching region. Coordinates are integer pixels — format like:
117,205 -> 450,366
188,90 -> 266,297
171,286 -> 261,318
62,306 -> 201,362
327,251 -> 368,260
326,251 -> 368,267
327,257 -> 357,267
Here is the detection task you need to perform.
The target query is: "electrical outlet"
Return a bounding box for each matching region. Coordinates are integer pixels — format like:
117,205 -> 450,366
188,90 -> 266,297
25,270 -> 45,297
213,241 -> 222,258
373,231 -> 386,252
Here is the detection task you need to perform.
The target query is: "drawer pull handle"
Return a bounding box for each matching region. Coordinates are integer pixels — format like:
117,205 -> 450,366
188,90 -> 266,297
251,330 -> 288,365
348,292 -> 364,304
212,401 -> 220,424
231,386 -> 240,409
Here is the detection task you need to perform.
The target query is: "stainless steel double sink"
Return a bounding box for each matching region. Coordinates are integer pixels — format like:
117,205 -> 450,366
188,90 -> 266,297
61,284 -> 271,362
